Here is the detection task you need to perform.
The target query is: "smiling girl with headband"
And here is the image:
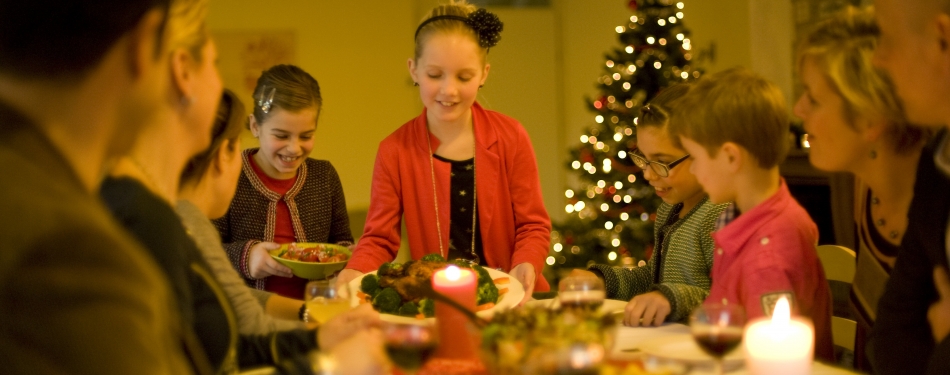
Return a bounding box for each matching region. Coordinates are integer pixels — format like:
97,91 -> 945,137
339,0 -> 552,298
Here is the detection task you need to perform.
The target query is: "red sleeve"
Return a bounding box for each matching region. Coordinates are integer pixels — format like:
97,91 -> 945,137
506,125 -> 552,286
347,141 -> 403,273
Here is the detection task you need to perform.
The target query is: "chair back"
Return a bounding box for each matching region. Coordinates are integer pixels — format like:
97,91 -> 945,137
816,244 -> 857,352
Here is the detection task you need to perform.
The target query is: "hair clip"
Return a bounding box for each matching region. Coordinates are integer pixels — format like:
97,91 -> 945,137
258,87 -> 276,114
641,103 -> 653,114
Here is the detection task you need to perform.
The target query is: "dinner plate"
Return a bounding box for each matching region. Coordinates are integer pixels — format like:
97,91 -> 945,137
348,267 -> 524,323
268,242 -> 350,280
526,297 -> 627,318
638,333 -> 744,367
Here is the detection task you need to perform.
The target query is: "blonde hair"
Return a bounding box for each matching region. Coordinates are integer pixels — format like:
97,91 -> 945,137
414,0 -> 483,61
166,0 -> 210,61
670,67 -> 789,168
797,6 -> 927,154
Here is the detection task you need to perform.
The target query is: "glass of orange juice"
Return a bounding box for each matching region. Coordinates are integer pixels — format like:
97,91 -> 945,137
304,278 -> 351,324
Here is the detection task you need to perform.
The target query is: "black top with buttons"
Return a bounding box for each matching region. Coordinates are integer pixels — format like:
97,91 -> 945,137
433,155 -> 485,265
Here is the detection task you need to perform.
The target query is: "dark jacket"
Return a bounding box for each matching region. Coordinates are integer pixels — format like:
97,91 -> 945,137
0,102 -> 191,374
102,177 -> 318,372
869,130 -> 950,375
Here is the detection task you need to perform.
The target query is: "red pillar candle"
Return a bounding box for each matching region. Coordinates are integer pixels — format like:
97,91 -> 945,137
431,265 -> 478,359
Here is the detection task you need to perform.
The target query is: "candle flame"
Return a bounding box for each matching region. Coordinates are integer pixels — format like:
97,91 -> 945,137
772,296 -> 790,326
445,265 -> 461,281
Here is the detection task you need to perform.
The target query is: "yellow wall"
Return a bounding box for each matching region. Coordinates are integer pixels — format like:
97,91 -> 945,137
207,0 -> 420,214
208,0 -> 794,227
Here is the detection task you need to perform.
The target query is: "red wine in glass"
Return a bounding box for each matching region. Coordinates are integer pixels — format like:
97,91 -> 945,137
690,304 -> 746,375
693,326 -> 743,358
384,341 -> 437,372
382,322 -> 438,374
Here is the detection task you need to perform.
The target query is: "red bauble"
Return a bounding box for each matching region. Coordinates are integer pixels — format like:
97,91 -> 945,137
628,0 -> 638,11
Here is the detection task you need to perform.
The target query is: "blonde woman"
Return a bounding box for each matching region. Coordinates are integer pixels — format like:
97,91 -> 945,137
792,6 -> 928,369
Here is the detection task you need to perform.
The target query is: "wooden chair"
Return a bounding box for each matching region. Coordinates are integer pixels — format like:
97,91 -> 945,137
816,244 -> 857,352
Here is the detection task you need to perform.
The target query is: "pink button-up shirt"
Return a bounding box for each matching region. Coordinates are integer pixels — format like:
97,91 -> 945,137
706,180 -> 834,362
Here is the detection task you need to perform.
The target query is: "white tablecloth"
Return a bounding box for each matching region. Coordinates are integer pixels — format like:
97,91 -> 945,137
609,322 -> 860,374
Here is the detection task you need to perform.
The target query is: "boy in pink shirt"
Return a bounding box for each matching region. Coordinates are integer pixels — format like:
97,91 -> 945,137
669,67 -> 834,361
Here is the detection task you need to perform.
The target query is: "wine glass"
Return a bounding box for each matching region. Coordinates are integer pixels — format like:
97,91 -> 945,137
690,304 -> 746,375
558,275 -> 606,312
304,278 -> 350,324
382,321 -> 439,374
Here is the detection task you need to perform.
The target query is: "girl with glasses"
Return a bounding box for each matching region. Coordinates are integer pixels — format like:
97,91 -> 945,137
571,83 -> 730,327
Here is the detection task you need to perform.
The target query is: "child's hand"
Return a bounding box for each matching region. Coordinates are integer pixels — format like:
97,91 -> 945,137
623,291 -> 671,327
928,267 -> 950,343
247,241 -> 292,279
510,263 -> 536,305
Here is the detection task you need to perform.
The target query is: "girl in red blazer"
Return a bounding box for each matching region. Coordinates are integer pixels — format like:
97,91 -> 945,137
339,0 -> 551,297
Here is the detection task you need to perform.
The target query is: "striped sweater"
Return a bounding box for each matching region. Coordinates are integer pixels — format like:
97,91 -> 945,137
590,197 -> 728,323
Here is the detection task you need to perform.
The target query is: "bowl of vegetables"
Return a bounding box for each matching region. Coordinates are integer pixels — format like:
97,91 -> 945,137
269,242 -> 350,280
348,254 -> 524,323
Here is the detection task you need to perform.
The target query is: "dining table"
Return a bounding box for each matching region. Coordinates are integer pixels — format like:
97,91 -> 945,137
238,298 -> 863,375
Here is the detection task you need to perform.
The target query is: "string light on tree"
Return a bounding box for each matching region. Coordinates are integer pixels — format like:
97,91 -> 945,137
550,0 -> 702,278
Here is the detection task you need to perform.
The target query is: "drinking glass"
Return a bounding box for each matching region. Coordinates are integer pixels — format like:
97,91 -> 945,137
382,321 -> 439,374
558,275 -> 606,312
304,278 -> 350,324
690,304 -> 746,375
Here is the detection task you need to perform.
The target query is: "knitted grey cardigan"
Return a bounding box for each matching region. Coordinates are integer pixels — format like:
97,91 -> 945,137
590,197 -> 729,323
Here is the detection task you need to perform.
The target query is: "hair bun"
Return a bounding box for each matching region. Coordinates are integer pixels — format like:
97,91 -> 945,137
466,9 -> 503,48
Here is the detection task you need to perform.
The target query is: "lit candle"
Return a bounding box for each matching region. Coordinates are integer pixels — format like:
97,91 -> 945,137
742,297 -> 814,375
431,265 -> 478,359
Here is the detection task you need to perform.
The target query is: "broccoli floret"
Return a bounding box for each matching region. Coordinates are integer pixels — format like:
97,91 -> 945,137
421,253 -> 446,262
472,264 -> 492,285
360,274 -> 380,296
477,280 -> 500,306
372,287 -> 402,314
419,298 -> 436,318
378,262 -> 403,277
397,301 -> 420,317
451,259 -> 474,269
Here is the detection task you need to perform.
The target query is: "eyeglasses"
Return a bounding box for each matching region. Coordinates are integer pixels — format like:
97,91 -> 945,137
630,149 -> 689,177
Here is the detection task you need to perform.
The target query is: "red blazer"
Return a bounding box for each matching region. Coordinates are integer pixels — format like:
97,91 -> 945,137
347,102 -> 552,291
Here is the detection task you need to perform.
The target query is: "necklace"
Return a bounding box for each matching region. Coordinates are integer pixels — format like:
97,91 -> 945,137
870,194 -> 901,240
426,130 -> 477,260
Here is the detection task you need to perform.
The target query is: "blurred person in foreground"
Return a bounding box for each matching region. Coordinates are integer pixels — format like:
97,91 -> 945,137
866,0 -> 950,373
0,0 -> 194,373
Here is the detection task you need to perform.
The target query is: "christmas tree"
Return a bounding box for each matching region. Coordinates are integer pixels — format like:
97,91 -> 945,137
548,0 -> 701,277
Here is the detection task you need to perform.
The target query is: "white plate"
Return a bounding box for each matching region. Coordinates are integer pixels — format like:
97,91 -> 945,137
638,333 -> 744,367
525,297 -> 627,317
348,267 -> 524,323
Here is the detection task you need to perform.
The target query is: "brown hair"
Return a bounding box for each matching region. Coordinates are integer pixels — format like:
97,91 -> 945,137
251,64 -> 323,126
637,83 -> 692,148
797,6 -> 927,154
0,0 -> 170,80
670,67 -> 789,168
414,0 -> 483,61
180,89 -> 245,187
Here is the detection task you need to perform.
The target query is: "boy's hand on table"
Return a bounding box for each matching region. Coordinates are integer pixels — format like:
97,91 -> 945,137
624,291 -> 671,327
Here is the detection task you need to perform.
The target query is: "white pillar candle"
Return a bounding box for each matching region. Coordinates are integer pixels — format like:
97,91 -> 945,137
742,297 -> 814,375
